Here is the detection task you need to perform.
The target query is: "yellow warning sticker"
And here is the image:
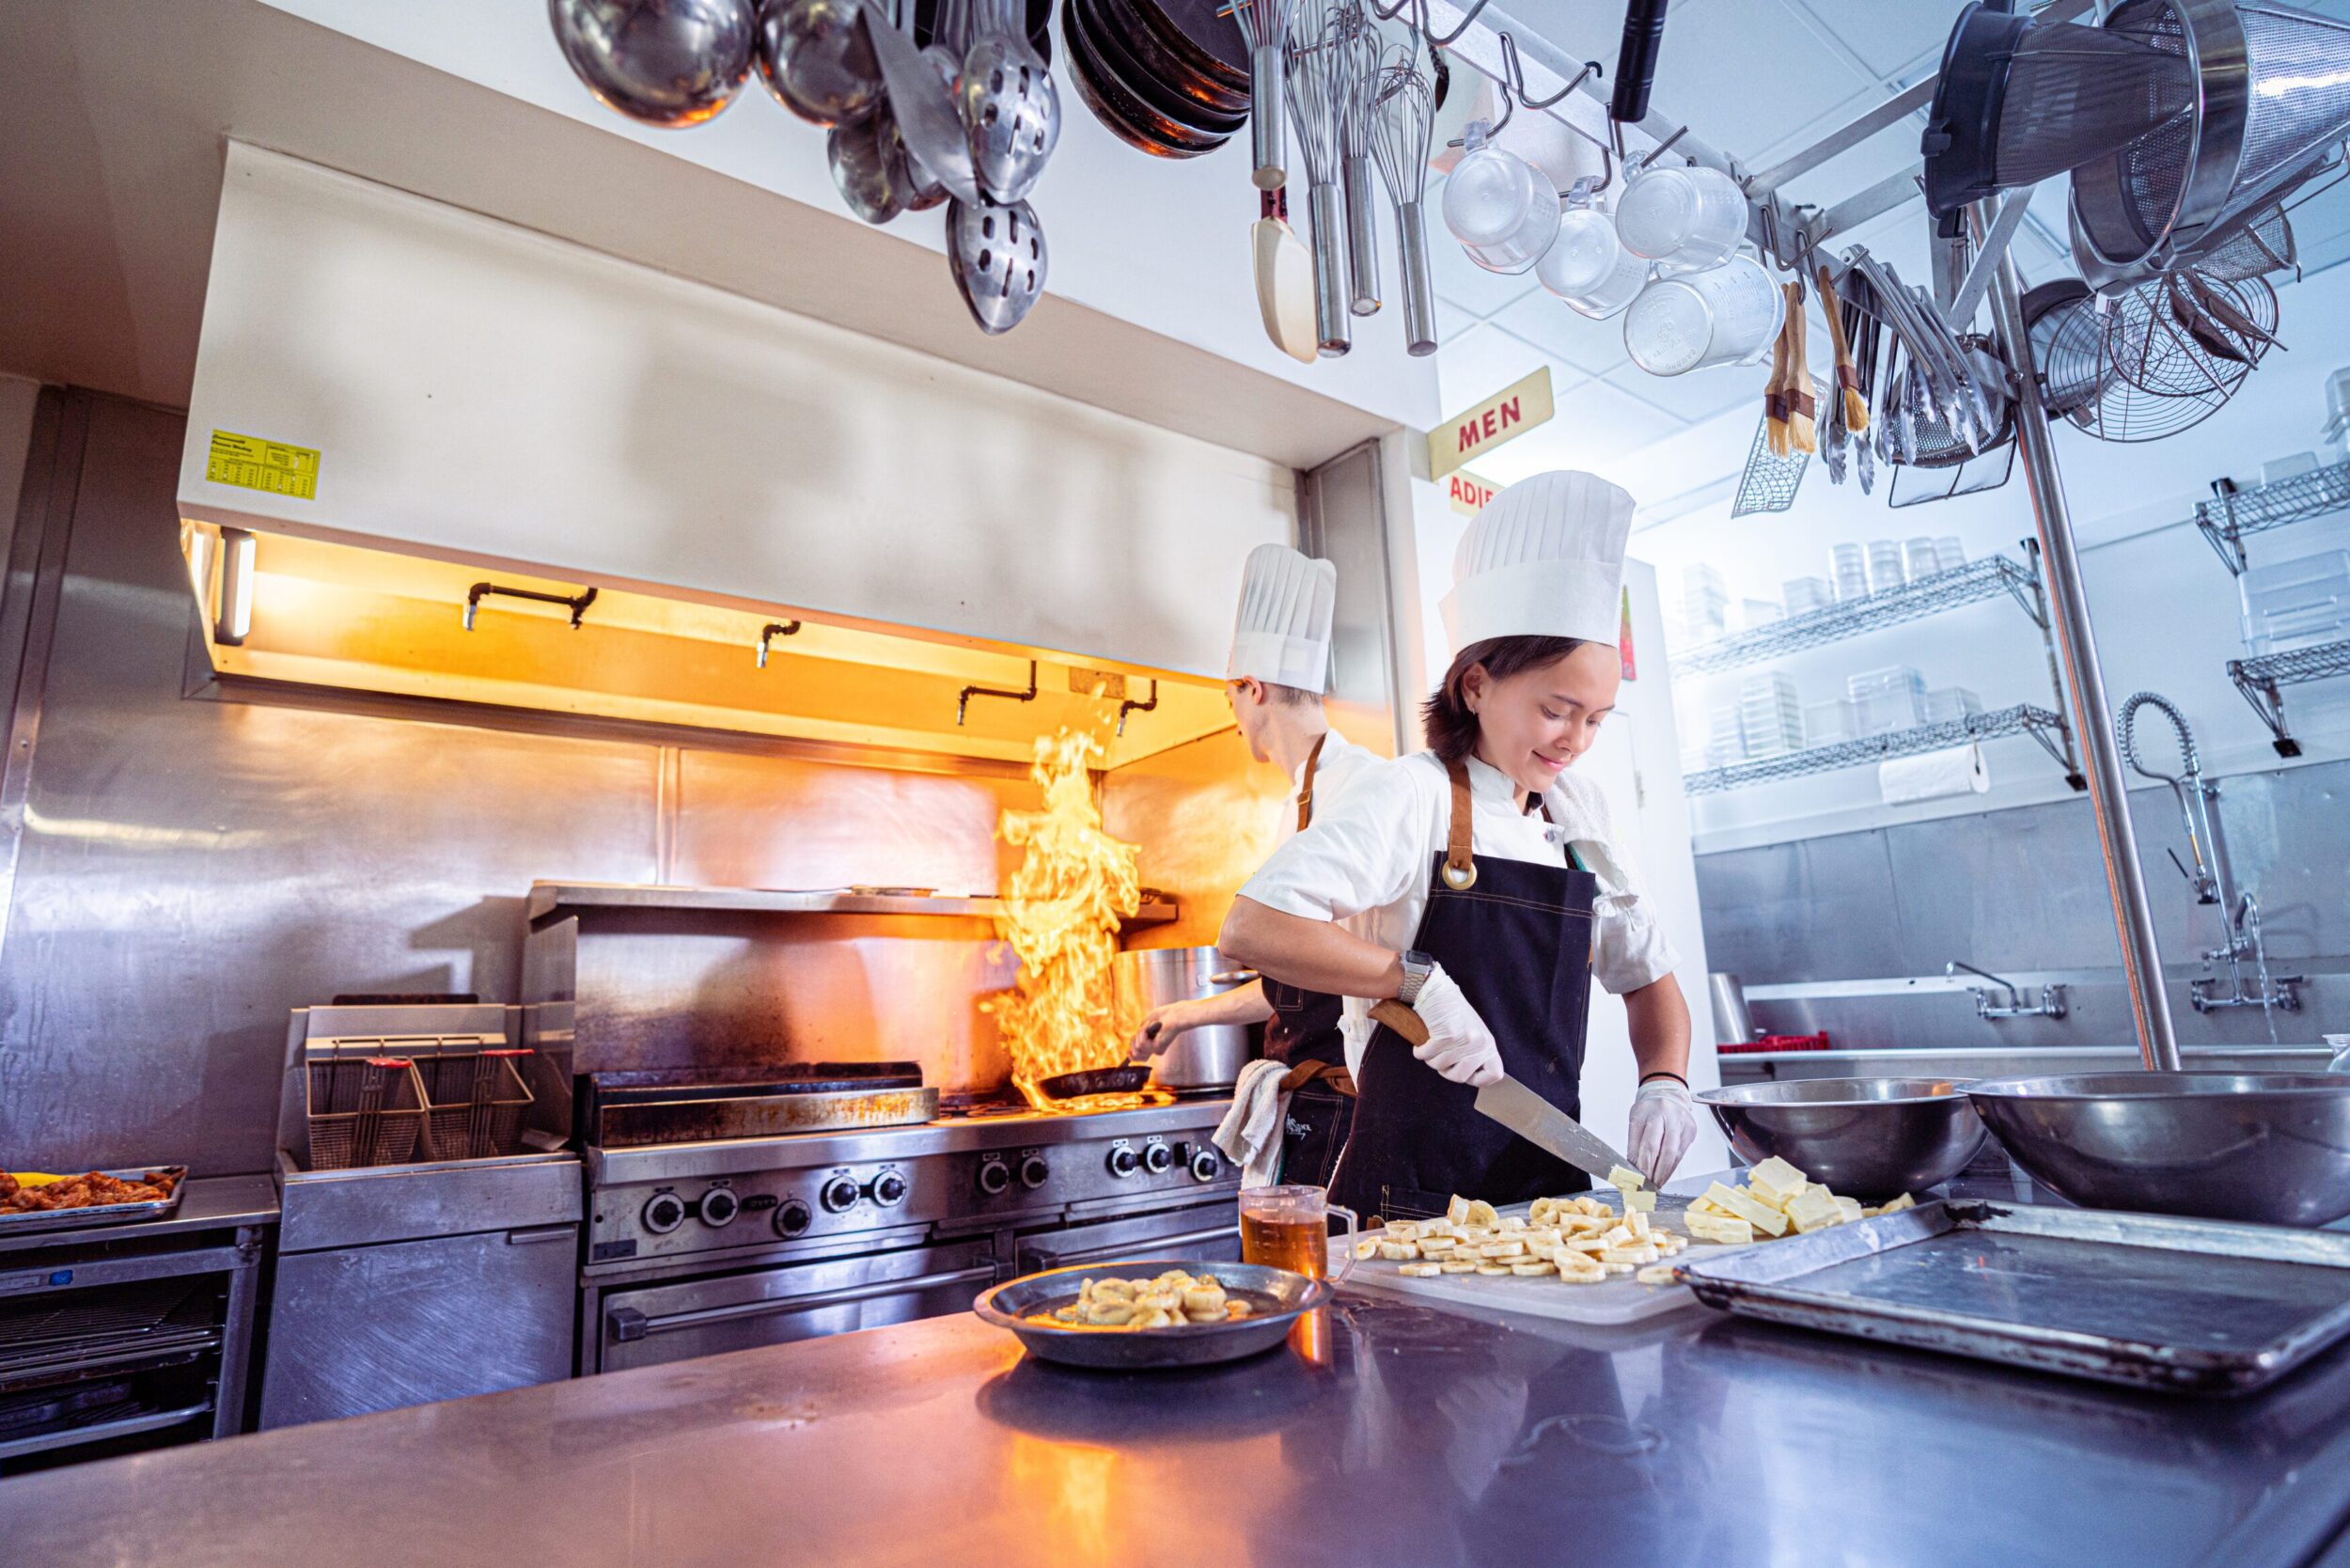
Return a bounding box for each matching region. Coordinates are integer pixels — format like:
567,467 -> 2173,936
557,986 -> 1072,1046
205,430 -> 320,501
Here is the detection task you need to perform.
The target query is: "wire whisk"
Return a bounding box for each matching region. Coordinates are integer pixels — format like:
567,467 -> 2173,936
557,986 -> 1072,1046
1371,47 -> 1437,355
1287,4 -> 1353,355
1333,1 -> 1385,317
1230,0 -> 1300,191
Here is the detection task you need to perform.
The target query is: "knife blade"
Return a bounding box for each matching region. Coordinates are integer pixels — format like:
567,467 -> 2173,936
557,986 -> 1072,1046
1474,1074 -> 1632,1184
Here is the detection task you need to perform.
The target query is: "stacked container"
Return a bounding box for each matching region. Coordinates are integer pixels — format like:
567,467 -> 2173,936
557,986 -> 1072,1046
1921,686 -> 1982,725
1738,671 -> 1805,759
1867,540 -> 1908,596
1830,543 -> 1871,604
1849,666 -> 1927,735
1683,563 -> 1730,642
1804,698 -> 1859,746
1904,537 -> 1941,580
2240,551 -> 2350,654
1784,575 -> 1835,616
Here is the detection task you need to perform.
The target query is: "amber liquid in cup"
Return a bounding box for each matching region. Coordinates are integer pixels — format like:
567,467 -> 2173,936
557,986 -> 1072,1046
1238,1185 -> 1356,1280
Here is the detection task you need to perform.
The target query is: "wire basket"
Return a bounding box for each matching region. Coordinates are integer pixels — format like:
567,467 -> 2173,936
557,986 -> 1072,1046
305,1055 -> 429,1170
416,1049 -> 537,1162
1731,375 -> 1820,518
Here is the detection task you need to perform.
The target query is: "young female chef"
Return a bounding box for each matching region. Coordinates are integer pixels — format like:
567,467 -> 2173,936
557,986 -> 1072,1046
1216,472 -> 1697,1220
1132,544 -> 1376,1184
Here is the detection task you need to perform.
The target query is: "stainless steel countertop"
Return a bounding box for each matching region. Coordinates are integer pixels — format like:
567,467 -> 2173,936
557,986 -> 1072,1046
12,1177 -> 2350,1566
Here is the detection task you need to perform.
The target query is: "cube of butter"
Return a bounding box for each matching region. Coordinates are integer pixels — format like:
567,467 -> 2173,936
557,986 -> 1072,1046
1606,1165 -> 1647,1193
1685,1213 -> 1755,1245
1746,1155 -> 1810,1193
1834,1196 -> 1864,1223
1784,1188 -> 1847,1233
1880,1193 -> 1917,1214
1623,1190 -> 1658,1213
1700,1182 -> 1791,1236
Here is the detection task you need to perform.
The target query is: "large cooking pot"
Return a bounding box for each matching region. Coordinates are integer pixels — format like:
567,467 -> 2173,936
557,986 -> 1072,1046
1115,946 -> 1260,1092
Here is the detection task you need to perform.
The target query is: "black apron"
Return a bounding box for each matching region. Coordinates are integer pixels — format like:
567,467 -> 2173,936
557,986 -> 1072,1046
1263,734 -> 1355,1187
1329,757 -> 1599,1222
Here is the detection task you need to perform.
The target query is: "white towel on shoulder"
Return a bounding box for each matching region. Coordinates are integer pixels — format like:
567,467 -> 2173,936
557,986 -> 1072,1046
1214,1058 -> 1291,1188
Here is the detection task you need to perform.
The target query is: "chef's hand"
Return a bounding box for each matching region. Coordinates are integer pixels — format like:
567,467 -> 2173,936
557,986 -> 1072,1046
1628,1078 -> 1697,1186
1128,1002 -> 1193,1060
1411,965 -> 1504,1087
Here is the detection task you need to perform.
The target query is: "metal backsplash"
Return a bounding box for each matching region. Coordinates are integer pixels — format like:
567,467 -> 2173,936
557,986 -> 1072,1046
1695,759 -> 2350,1053
0,391 -> 1275,1174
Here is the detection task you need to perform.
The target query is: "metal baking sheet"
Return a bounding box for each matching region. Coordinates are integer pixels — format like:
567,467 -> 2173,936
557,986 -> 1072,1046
0,1168 -> 188,1234
1676,1200 -> 2350,1395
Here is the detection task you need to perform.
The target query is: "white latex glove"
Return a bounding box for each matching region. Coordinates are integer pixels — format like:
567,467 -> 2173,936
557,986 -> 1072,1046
1128,1003 -> 1191,1060
1628,1078 -> 1697,1186
1409,964 -> 1503,1087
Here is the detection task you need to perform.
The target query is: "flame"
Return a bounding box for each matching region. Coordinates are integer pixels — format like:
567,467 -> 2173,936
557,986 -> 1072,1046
989,728 -> 1143,1107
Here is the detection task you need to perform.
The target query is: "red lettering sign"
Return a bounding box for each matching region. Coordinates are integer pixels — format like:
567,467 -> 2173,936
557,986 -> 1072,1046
1457,421 -> 1480,453
1498,397 -> 1520,431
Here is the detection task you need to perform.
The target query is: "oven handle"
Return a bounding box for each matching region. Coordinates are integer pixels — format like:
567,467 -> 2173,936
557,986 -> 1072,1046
606,1263 -> 999,1342
1027,1220 -> 1240,1269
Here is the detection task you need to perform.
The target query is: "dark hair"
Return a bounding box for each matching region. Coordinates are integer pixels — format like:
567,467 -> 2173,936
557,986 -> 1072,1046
1261,681 -> 1322,709
1420,636 -> 1591,764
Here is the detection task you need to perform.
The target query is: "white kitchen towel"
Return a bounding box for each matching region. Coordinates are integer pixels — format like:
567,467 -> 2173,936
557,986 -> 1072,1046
1879,744 -> 1989,806
1214,1058 -> 1291,1188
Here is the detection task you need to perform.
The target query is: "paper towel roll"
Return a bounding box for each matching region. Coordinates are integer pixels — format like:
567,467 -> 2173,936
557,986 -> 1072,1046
1879,744 -> 1989,806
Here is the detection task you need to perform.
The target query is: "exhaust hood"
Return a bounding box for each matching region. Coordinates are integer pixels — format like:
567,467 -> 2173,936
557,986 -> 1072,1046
173,146 -> 1294,764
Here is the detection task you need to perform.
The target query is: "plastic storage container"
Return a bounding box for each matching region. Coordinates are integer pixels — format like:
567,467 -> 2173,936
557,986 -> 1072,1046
1804,698 -> 1860,746
1784,576 -> 1835,616
2239,550 -> 2350,655
1867,540 -> 1908,596
1935,536 -> 1965,570
1904,537 -> 1941,580
1848,666 -> 1927,736
1622,255 -> 1782,376
1613,163 -> 1747,269
1921,686 -> 1983,725
1830,544 -> 1870,603
1537,206 -> 1650,318
1738,672 -> 1805,759
1443,131 -> 1560,275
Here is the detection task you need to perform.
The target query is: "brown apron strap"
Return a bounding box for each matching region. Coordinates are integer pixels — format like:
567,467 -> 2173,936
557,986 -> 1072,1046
1278,1058 -> 1356,1097
1295,731 -> 1328,832
1442,757 -> 1477,889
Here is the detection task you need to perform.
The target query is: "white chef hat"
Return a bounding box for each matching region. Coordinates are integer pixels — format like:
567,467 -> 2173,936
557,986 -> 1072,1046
1228,543 -> 1338,691
1440,471 -> 1634,651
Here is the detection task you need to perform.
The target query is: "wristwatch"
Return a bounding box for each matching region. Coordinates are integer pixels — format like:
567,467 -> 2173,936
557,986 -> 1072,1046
1396,949 -> 1436,1007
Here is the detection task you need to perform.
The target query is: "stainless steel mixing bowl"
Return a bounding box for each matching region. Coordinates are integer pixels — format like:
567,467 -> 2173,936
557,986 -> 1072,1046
1966,1073 -> 2350,1226
1695,1077 -> 1985,1200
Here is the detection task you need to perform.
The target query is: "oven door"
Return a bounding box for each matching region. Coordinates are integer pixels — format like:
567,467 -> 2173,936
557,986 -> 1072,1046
594,1238 -> 997,1374
1015,1200 -> 1242,1276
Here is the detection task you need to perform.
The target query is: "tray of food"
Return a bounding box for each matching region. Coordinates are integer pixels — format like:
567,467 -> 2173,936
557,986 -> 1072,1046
0,1168 -> 188,1233
1332,1160 -> 1917,1326
974,1259 -> 1328,1369
1674,1198 -> 2350,1395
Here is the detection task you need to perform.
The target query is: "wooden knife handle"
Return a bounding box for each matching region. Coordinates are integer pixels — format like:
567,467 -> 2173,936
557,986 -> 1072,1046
1371,998 -> 1431,1047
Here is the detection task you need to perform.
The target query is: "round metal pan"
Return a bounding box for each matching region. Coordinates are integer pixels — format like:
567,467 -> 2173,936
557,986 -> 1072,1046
1062,0 -> 1230,158
913,0 -> 1056,65
1038,1062 -> 1154,1098
973,1258 -> 1330,1369
1080,0 -> 1246,131
1125,0 -> 1247,92
1088,0 -> 1247,116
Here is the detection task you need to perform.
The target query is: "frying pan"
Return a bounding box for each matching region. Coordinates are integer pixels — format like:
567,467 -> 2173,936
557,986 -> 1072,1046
1081,0 -> 1246,133
1039,1063 -> 1155,1098
1063,0 -> 1230,157
1123,0 -> 1247,95
1089,0 -> 1248,117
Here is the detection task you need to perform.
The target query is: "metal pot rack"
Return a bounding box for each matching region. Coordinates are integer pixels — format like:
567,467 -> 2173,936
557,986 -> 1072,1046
1402,0 -> 2172,1066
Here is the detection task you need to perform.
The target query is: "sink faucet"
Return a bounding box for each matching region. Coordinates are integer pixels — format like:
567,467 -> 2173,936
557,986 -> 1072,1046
1946,960 -> 2067,1021
2116,692 -> 2302,1019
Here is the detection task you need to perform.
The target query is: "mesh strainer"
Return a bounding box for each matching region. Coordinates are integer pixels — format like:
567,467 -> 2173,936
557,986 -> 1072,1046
2072,0 -> 2350,283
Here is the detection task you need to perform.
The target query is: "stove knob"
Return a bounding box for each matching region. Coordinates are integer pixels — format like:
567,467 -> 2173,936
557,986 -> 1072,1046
871,1170 -> 909,1207
698,1187 -> 740,1228
774,1198 -> 813,1237
820,1175 -> 863,1214
1189,1147 -> 1222,1183
1142,1141 -> 1175,1175
1018,1154 -> 1051,1190
642,1192 -> 687,1234
1106,1145 -> 1140,1179
977,1158 -> 1012,1196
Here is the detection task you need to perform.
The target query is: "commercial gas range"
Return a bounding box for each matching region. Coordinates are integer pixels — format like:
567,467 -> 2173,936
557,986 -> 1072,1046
576,1067 -> 1240,1374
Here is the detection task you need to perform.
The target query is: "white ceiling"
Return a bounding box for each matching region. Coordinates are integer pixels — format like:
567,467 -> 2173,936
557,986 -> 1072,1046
1434,0 -> 2350,512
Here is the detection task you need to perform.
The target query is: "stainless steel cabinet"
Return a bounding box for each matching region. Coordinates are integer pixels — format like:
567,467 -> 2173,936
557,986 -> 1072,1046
259,1225 -> 577,1428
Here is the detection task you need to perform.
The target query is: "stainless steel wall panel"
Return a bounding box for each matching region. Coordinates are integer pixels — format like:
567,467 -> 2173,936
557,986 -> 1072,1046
1298,441 -> 1405,754
1880,800 -> 2125,975
1694,834 -> 1907,981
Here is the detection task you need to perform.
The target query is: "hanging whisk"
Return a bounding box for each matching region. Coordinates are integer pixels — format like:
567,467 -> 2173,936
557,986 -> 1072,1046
1232,0 -> 1299,192
1287,4 -> 1353,356
1371,47 -> 1436,356
1333,2 -> 1385,317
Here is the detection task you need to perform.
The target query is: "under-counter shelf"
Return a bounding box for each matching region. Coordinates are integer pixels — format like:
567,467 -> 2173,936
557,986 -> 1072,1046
526,881 -> 1179,926
2196,461 -> 2350,575
1676,555 -> 2046,674
2228,637 -> 2350,758
1683,704 -> 2081,796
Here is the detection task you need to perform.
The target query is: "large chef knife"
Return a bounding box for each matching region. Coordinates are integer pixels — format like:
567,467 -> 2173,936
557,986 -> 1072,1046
1472,1075 -> 1633,1184
1368,999 -> 1633,1182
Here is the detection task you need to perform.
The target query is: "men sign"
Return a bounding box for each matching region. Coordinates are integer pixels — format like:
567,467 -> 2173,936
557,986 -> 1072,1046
1427,368 -> 1553,479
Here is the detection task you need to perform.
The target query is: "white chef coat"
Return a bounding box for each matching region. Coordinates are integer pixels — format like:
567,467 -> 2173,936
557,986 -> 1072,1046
1285,730 -> 1377,842
1239,751 -> 1680,1075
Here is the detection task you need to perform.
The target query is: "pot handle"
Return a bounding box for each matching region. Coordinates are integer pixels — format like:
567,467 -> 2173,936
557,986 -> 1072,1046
1207,969 -> 1260,986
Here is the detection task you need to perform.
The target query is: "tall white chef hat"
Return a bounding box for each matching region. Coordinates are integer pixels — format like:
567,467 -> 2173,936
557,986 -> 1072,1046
1228,543 -> 1339,691
1440,471 -> 1634,651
